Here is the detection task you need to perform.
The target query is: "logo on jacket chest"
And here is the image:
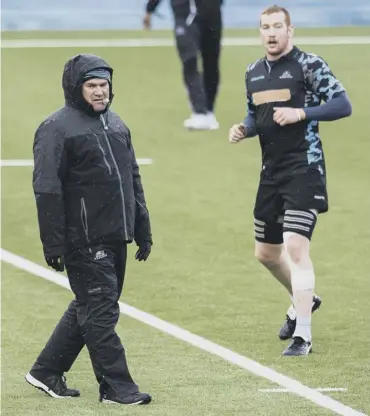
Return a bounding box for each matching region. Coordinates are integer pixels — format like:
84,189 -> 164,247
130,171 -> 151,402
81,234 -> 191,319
251,75 -> 265,82
279,70 -> 293,79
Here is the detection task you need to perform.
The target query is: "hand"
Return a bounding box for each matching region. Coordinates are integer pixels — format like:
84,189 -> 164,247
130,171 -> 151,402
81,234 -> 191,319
273,107 -> 305,126
45,255 -> 65,272
135,241 -> 152,262
143,13 -> 152,30
229,123 -> 247,144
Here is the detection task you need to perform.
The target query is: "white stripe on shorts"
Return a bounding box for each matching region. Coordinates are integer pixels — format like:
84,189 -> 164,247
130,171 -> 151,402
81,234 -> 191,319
254,218 -> 266,226
285,210 -> 316,220
284,216 -> 313,226
283,223 -> 310,233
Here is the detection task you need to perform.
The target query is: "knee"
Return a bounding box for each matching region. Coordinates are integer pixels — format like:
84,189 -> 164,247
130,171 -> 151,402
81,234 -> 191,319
284,234 -> 308,264
183,56 -> 197,74
255,244 -> 282,266
79,292 -> 119,322
62,300 -> 78,324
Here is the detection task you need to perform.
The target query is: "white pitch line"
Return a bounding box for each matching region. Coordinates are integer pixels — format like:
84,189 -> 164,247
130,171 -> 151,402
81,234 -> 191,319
259,388 -> 349,393
1,36 -> 370,49
1,248 -> 366,416
0,158 -> 153,167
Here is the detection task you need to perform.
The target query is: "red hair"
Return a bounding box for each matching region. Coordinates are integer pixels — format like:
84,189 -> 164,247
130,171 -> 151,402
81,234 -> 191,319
260,5 -> 291,26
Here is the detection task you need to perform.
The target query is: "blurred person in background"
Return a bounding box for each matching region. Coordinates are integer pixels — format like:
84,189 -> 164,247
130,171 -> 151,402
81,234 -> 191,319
228,5 -> 352,356
144,0 -> 223,130
26,53 -> 152,405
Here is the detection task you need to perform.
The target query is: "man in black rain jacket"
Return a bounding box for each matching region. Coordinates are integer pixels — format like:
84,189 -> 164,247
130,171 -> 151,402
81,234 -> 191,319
25,53 -> 152,406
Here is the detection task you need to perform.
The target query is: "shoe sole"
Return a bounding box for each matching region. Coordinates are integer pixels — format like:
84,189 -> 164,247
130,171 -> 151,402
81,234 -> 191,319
101,397 -> 152,405
279,297 -> 322,340
25,373 -> 78,399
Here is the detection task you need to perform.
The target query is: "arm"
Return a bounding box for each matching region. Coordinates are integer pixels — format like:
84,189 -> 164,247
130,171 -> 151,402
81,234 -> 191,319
303,92 -> 352,121
243,92 -> 257,138
33,120 -> 67,259
143,0 -> 163,29
127,130 -> 153,248
302,56 -> 352,121
274,57 -> 352,126
146,0 -> 162,13
243,68 -> 257,138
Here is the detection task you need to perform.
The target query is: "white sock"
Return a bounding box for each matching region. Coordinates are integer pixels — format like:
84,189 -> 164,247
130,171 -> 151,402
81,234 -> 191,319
294,316 -> 312,342
289,264 -> 315,342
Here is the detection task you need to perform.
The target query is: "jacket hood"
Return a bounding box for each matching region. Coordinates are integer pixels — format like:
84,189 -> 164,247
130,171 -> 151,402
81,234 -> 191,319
62,54 -> 114,114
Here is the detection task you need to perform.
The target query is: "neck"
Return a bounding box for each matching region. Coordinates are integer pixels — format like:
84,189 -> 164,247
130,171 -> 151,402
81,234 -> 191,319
266,43 -> 293,62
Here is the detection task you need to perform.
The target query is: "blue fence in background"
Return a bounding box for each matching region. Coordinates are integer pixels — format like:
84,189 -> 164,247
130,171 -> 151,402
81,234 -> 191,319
2,0 -> 370,31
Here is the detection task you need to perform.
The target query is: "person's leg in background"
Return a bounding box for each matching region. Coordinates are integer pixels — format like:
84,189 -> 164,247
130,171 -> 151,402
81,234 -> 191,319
174,17 -> 215,130
199,8 -> 222,129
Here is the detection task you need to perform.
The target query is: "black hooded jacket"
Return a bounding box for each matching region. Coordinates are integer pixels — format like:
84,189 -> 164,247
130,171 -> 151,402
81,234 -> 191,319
33,54 -> 152,257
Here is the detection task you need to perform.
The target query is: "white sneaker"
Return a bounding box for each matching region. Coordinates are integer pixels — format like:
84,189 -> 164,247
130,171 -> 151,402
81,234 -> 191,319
207,112 -> 220,130
183,113 -> 215,131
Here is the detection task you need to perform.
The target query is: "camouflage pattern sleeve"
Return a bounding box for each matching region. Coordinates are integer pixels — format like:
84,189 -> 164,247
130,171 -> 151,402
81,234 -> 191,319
303,54 -> 346,102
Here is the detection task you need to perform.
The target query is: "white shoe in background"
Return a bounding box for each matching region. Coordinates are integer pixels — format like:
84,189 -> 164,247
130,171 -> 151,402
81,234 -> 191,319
183,112 -> 219,131
207,112 -> 220,130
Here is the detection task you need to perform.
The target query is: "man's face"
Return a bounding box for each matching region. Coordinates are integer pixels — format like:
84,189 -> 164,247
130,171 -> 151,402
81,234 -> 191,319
82,78 -> 110,111
260,12 -> 293,57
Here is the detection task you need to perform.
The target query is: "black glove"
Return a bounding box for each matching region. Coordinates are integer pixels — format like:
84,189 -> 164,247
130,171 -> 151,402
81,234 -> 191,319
45,255 -> 65,272
135,241 -> 152,262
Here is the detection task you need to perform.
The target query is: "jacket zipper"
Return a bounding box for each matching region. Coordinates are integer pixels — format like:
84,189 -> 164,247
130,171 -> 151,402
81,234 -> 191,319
80,197 -> 90,243
100,114 -> 129,240
95,134 -> 112,175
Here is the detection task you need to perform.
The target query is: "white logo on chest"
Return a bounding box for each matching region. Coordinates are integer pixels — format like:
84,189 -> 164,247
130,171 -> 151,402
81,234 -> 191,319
279,71 -> 293,79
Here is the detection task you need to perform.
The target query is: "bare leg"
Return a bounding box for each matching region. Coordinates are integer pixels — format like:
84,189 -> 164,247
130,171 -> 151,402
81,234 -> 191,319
255,242 -> 292,295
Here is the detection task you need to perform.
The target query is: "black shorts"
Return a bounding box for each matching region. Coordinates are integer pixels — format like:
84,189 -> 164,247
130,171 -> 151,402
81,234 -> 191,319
253,170 -> 328,243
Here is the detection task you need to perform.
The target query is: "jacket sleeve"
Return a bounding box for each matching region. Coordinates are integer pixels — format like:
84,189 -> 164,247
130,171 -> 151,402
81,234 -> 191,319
127,130 -> 153,246
146,0 -> 162,13
33,119 -> 68,257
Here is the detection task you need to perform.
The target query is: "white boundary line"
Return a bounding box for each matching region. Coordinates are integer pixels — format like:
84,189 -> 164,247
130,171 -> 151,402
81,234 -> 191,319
2,36 -> 370,49
1,248 -> 366,416
0,159 -> 153,167
259,388 -> 349,393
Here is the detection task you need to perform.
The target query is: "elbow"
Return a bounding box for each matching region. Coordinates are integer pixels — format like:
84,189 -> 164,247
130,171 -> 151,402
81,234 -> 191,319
342,94 -> 353,118
345,101 -> 352,118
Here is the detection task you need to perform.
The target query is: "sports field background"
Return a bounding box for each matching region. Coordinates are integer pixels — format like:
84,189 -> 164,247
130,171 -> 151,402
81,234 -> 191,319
1,28 -> 370,415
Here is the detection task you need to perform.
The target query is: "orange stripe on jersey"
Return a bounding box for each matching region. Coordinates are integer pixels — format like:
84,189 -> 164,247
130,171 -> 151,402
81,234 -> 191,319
252,89 -> 291,105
